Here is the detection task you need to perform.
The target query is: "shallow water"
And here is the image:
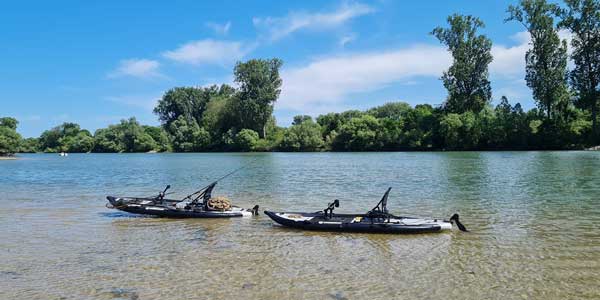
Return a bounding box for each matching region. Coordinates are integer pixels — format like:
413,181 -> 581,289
1,152 -> 599,300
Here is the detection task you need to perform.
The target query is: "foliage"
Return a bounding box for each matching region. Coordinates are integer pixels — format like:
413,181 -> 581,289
93,118 -> 166,153
332,115 -> 383,151
19,137 -> 39,153
0,117 -> 21,156
279,118 -> 324,151
234,129 -> 260,151
556,0 -> 600,137
39,122 -> 93,153
432,14 -> 493,113
507,0 -> 570,121
233,58 -> 283,138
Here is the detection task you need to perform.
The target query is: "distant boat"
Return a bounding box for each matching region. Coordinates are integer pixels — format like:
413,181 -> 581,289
59,152 -> 68,157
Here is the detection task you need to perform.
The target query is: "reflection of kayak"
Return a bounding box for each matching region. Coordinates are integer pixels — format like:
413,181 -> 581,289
106,182 -> 259,218
265,188 -> 467,234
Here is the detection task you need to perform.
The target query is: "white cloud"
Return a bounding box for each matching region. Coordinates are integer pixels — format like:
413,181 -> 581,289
278,44 -> 450,111
206,21 -> 231,35
490,30 -> 574,78
108,59 -> 163,79
105,94 -> 161,111
253,2 -> 374,41
162,39 -> 247,65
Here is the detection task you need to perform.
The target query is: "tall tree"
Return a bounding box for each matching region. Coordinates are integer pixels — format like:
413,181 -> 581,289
0,117 -> 21,156
233,58 -> 283,138
557,0 -> 600,136
432,14 -> 493,114
506,0 -> 570,121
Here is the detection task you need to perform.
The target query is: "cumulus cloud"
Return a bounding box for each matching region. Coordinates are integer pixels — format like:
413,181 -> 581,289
162,39 -> 247,65
278,44 -> 450,111
108,59 -> 163,79
490,30 -> 574,78
277,29 -> 575,112
253,2 -> 374,41
206,21 -> 231,35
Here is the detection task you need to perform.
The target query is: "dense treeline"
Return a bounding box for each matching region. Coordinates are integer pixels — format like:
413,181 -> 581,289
1,0 -> 598,155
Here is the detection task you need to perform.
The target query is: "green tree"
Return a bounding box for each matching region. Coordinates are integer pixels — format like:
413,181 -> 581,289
143,126 -> 171,152
332,115 -> 383,151
234,129 -> 260,151
279,118 -> 324,151
167,116 -> 210,152
0,117 -> 21,156
233,58 -> 283,138
432,14 -> 493,113
507,0 -> 570,121
292,115 -> 313,125
93,118 -> 164,153
367,102 -> 412,120
19,137 -> 39,153
557,0 -> 600,137
39,122 -> 93,152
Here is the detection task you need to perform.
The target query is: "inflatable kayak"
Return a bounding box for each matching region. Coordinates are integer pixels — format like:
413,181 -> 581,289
265,188 -> 467,233
106,182 -> 259,218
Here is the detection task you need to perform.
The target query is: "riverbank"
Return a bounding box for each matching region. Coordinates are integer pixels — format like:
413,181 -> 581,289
0,156 -> 17,160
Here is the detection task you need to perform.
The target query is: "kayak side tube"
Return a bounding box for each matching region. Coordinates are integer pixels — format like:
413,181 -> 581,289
264,211 -> 453,234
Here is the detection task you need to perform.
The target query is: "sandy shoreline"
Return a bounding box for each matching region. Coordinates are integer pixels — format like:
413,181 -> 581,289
0,156 -> 17,160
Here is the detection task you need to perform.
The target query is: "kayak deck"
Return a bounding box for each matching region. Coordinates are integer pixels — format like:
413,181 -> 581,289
264,211 -> 452,234
107,196 -> 253,218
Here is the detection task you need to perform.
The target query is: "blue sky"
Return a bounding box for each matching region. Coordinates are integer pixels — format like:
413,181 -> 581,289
2,0 -> 561,137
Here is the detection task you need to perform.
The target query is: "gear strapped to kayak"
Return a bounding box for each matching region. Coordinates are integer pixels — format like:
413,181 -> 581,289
264,187 -> 468,233
106,166 -> 259,218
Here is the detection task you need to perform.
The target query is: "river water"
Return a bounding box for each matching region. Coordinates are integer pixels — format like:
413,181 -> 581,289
1,152 -> 599,299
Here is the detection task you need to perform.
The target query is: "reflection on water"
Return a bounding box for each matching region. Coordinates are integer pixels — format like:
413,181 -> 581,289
1,152 -> 599,299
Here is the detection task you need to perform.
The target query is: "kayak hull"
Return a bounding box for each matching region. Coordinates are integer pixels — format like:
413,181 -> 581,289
264,211 -> 452,234
107,196 -> 251,218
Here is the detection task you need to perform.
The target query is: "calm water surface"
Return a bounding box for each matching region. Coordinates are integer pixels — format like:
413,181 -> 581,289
1,152 -> 599,299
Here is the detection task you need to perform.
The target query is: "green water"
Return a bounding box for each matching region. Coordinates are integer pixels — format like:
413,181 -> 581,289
1,152 -> 599,299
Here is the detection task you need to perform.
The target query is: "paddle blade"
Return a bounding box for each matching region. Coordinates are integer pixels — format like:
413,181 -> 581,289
450,214 -> 468,232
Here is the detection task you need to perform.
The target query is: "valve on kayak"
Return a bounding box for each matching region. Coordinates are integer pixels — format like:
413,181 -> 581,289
449,214 -> 468,232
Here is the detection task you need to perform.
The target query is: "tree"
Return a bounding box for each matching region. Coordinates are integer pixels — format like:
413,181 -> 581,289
292,115 -> 313,125
367,102 -> 412,120
279,119 -> 324,151
233,58 -> 283,138
332,115 -> 383,151
0,117 -> 21,156
143,126 -> 171,152
234,129 -> 260,151
432,14 -> 493,113
557,0 -> 600,137
93,118 -> 165,153
167,116 -> 210,152
19,137 -> 39,153
506,0 -> 570,121
39,122 -> 93,152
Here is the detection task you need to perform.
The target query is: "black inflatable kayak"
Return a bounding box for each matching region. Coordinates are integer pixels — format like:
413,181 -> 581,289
265,188 -> 467,234
106,182 -> 258,218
